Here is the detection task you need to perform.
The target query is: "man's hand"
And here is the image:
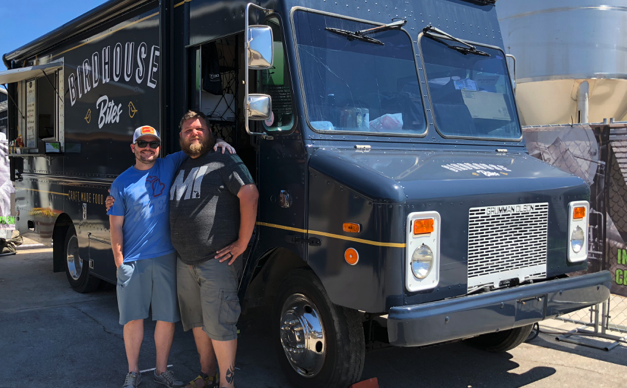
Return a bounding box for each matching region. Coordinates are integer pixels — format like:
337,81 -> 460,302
106,195 -> 115,212
215,240 -> 248,265
214,139 -> 236,155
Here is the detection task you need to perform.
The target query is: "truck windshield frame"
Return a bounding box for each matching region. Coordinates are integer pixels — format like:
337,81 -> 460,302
290,8 -> 428,137
418,34 -> 523,141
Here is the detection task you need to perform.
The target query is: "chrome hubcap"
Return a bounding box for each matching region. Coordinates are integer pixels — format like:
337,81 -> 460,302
66,235 -> 82,281
279,293 -> 326,377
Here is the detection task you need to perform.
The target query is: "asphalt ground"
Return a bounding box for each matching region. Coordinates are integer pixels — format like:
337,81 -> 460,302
1,247 -> 626,388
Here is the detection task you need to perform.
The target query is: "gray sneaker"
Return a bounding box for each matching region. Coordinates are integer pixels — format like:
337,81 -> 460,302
122,372 -> 142,388
154,369 -> 184,388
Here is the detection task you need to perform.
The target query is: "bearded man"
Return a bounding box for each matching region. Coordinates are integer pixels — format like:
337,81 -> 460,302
107,125 -> 234,388
169,110 -> 258,388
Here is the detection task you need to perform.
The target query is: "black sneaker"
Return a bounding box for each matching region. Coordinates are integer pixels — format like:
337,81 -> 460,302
154,369 -> 184,388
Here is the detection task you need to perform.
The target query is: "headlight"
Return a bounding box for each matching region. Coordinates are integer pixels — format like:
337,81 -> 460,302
567,201 -> 589,262
411,244 -> 433,279
571,226 -> 585,253
406,212 -> 440,292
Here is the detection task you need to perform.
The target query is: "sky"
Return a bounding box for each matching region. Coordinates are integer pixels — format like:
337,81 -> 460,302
0,0 -> 109,70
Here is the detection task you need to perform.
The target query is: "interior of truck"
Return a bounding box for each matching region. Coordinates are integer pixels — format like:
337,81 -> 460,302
195,16 -> 296,181
196,33 -> 258,176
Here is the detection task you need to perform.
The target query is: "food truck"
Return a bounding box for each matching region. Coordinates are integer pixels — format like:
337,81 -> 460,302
1,0 -> 612,386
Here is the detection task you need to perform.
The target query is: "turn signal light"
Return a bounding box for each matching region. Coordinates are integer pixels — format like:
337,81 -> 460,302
573,207 -> 586,219
345,248 -> 359,265
413,219 -> 434,235
343,223 -> 361,233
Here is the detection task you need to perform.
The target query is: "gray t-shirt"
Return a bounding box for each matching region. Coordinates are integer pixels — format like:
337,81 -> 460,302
169,151 -> 255,265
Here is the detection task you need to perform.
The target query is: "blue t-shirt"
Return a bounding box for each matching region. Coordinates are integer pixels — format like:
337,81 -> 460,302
108,151 -> 187,262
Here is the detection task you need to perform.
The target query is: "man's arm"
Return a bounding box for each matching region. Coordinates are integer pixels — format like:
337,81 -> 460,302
109,215 -> 125,268
215,184 -> 259,265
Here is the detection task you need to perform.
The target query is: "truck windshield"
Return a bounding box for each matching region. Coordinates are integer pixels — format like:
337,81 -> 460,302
293,11 -> 426,136
421,36 -> 522,140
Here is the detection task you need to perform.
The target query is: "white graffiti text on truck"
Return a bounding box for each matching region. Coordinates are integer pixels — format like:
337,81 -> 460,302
68,41 -> 160,106
96,95 -> 123,129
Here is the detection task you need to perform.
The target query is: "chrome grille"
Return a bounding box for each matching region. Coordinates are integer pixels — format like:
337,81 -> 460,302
467,202 -> 548,293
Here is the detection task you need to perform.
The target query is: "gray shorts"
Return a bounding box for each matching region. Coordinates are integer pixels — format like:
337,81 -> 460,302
177,256 -> 242,341
116,252 -> 180,326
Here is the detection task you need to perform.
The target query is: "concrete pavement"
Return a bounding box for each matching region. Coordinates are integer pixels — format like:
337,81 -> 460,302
0,247 -> 626,388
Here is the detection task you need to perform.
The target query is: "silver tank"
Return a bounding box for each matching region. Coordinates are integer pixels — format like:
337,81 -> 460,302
497,0 -> 627,125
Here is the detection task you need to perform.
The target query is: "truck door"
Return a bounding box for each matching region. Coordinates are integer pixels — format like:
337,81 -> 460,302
253,16 -> 308,261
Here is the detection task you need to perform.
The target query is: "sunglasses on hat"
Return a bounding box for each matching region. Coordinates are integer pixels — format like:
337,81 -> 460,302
135,140 -> 160,149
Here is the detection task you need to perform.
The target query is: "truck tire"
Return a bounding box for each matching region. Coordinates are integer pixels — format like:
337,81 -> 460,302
64,225 -> 100,293
465,324 -> 534,352
273,269 -> 365,388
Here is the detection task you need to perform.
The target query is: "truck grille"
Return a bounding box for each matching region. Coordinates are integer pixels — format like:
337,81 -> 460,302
467,202 -> 548,293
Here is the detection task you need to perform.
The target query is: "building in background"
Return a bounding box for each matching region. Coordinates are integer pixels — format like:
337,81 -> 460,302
498,1 -> 627,298
497,0 -> 627,126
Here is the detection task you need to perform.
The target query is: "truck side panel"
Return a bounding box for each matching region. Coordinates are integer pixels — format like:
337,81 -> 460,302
14,5 -> 161,282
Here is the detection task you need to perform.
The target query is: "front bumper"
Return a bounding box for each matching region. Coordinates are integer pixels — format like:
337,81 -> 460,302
388,271 -> 611,347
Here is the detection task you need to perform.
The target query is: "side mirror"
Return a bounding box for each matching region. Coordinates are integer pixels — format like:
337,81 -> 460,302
247,94 -> 272,120
248,26 -> 274,69
244,3 -> 275,140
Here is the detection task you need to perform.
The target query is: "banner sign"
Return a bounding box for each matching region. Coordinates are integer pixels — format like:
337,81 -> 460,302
0,138 -> 15,234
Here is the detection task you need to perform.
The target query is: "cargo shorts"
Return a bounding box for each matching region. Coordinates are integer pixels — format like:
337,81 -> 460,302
176,256 -> 242,341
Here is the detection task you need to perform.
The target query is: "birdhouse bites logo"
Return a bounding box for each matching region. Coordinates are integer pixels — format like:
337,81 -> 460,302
67,41 -> 160,107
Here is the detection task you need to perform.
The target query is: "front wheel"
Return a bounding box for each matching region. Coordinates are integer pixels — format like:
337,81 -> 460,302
64,225 -> 100,293
273,270 -> 365,388
465,324 -> 534,352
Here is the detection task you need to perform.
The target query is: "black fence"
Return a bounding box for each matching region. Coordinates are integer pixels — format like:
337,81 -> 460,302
524,123 -> 627,332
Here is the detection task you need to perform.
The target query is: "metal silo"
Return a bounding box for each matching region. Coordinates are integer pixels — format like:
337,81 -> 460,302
497,0 -> 627,125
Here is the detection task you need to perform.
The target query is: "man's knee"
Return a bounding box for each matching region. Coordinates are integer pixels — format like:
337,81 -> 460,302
124,319 -> 144,327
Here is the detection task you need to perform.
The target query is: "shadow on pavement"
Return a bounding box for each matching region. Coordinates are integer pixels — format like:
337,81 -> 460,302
524,331 -> 627,368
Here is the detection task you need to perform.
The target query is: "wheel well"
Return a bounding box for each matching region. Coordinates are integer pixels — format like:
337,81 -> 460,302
52,214 -> 73,273
245,248 -> 310,308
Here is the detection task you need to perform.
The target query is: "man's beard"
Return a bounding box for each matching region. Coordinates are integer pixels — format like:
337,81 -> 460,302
181,134 -> 214,157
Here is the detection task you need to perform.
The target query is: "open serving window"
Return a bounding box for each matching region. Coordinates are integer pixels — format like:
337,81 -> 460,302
0,62 -> 64,152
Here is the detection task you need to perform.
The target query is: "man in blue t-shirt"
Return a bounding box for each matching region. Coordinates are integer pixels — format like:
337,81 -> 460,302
108,125 -> 233,388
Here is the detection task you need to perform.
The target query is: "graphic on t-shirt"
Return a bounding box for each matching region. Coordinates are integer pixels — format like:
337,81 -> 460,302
170,166 -> 209,201
147,175 -> 165,197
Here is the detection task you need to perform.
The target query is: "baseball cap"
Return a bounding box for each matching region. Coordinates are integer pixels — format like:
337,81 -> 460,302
132,125 -> 161,143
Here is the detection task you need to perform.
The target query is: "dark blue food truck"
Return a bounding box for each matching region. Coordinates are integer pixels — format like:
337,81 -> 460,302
1,0 -> 611,386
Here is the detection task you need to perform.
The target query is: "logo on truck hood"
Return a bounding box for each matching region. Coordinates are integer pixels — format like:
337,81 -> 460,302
441,162 -> 511,177
442,163 -> 511,173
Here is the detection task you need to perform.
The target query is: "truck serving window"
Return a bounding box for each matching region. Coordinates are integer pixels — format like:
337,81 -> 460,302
420,36 -> 522,140
15,69 -> 64,149
293,10 -> 426,136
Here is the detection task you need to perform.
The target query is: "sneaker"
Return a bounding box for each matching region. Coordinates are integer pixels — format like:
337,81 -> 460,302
187,372 -> 219,388
154,369 -> 185,387
122,372 -> 142,388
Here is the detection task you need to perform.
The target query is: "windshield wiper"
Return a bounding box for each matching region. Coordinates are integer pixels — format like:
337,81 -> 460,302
326,27 -> 384,45
423,25 -> 490,57
325,18 -> 407,46
356,19 -> 407,35
452,46 -> 490,57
